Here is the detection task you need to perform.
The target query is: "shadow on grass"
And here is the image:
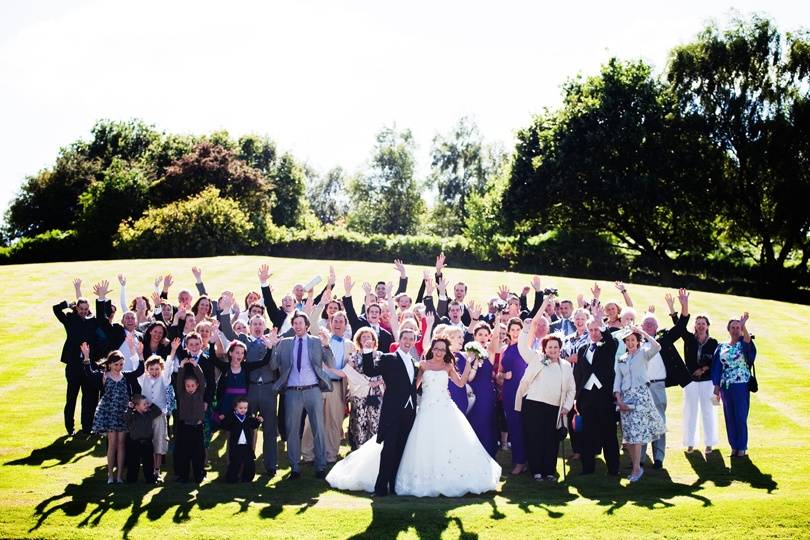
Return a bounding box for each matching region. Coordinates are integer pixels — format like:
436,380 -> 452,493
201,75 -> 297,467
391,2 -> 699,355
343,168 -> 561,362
685,450 -> 778,493
6,434 -> 105,468
25,433 -> 779,538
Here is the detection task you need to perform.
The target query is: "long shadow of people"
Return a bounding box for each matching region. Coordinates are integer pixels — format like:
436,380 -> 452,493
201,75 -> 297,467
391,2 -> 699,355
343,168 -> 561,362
7,434 -> 104,468
685,450 -> 732,488
348,496 -> 484,540
729,455 -> 778,493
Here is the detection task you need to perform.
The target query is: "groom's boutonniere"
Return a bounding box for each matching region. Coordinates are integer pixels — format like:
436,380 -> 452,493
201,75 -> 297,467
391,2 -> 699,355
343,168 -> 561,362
596,341 -> 604,348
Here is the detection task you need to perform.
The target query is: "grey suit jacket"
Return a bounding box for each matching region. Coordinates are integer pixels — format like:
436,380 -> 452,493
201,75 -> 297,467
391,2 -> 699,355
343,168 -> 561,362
271,334 -> 333,393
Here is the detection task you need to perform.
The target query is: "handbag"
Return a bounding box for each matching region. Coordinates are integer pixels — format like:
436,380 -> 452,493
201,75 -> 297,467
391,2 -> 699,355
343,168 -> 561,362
748,362 -> 758,393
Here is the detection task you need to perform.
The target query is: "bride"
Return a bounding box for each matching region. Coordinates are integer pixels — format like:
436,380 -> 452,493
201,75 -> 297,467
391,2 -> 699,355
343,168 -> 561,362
327,337 -> 502,497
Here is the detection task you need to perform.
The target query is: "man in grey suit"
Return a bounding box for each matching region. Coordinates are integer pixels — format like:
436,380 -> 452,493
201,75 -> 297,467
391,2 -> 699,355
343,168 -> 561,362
271,311 -> 334,479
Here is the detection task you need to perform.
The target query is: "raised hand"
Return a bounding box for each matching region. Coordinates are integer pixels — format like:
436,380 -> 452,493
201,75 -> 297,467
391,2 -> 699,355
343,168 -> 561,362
393,259 -> 406,278
437,276 -> 447,295
468,300 -> 482,321
386,281 -> 394,298
591,282 -> 601,299
318,328 -> 331,347
591,300 -> 604,322
521,286 -> 531,296
92,280 -> 110,299
344,275 -> 354,295
362,282 -> 372,295
531,275 -> 542,291
664,293 -> 675,313
435,252 -> 446,275
262,328 -> 280,349
73,278 -> 82,296
498,285 -> 509,301
117,273 -> 126,287
576,293 -> 584,307
154,275 -> 163,289
163,274 -> 174,291
678,288 -> 689,306
191,266 -> 202,283
615,281 -> 627,293
327,265 -> 336,287
170,337 -> 181,351
647,304 -> 655,314
424,277 -> 436,297
740,312 -> 749,327
425,311 -> 435,329
151,291 -> 161,307
218,292 -> 234,313
136,339 -> 144,358
258,264 -> 271,283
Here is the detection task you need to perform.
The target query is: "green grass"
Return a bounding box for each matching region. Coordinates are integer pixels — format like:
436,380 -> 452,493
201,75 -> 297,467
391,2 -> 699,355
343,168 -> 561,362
1,255 -> 809,539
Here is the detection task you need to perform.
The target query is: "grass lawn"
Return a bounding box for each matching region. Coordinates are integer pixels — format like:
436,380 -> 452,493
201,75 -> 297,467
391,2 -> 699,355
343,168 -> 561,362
1,255 -> 808,539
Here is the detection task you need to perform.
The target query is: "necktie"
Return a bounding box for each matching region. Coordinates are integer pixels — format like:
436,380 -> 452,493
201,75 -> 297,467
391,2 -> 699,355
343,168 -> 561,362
590,343 -> 597,353
334,336 -> 343,342
296,338 -> 303,372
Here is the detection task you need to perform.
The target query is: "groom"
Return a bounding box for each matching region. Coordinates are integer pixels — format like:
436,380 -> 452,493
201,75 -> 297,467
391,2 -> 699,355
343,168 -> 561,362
364,328 -> 420,496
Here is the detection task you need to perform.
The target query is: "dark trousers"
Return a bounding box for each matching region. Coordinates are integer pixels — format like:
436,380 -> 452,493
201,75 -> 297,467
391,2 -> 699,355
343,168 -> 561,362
567,408 -> 582,454
578,388 -> 620,475
126,437 -> 156,483
64,363 -> 98,433
375,405 -> 415,495
226,444 -> 256,483
174,422 -> 205,482
522,399 -> 560,476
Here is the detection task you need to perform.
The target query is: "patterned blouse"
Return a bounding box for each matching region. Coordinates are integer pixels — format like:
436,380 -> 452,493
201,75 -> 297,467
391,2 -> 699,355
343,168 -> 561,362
711,338 -> 757,389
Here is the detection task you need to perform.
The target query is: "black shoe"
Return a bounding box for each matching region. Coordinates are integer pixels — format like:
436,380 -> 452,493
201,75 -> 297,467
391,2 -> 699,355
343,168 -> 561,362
315,470 -> 327,480
373,490 -> 388,497
653,460 -> 663,470
264,469 -> 277,479
66,428 -> 75,436
288,471 -> 301,480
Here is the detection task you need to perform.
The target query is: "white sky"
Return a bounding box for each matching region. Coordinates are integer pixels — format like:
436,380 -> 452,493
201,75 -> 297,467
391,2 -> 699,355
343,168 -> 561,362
0,0 -> 807,217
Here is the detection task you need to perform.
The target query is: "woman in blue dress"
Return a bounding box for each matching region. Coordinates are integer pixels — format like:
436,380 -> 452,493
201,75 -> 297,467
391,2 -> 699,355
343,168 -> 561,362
498,317 -> 528,474
465,322 -> 499,457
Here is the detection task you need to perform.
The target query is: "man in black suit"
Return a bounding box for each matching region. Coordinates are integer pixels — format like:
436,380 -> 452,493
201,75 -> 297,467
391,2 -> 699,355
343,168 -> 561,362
52,280 -> 104,435
342,276 -> 394,352
574,303 -> 620,476
363,328 -> 421,496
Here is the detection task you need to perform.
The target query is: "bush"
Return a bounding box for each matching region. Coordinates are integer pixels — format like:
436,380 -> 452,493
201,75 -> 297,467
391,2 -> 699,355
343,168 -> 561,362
114,187 -> 257,257
515,229 -> 630,279
0,229 -> 82,264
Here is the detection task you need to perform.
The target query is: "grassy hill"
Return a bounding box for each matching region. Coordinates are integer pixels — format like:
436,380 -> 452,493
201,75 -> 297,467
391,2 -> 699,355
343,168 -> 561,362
1,256 -> 808,539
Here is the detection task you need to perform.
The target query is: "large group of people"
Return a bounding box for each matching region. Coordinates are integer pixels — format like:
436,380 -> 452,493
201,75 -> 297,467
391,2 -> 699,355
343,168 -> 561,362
53,254 -> 757,495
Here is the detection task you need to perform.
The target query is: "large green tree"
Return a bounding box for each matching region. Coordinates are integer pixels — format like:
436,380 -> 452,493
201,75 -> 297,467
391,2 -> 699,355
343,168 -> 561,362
347,127 -> 425,235
428,117 -> 503,234
270,153 -> 308,227
668,15 -> 810,284
308,167 -> 350,225
503,59 -> 722,275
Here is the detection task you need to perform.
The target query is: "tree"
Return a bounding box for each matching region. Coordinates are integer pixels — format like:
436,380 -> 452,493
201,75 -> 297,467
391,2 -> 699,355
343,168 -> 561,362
151,142 -> 273,227
428,117 -> 504,234
75,158 -> 150,255
84,119 -> 160,169
114,186 -> 255,257
308,167 -> 350,225
502,59 -> 722,276
347,126 -> 425,235
668,15 -> 810,285
237,134 -> 277,177
270,153 -> 307,227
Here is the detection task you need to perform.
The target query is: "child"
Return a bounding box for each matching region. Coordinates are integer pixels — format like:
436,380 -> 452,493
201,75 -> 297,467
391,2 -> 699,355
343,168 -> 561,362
125,394 -> 162,483
83,338 -> 144,484
218,397 -> 262,483
137,355 -> 172,481
174,361 -> 207,483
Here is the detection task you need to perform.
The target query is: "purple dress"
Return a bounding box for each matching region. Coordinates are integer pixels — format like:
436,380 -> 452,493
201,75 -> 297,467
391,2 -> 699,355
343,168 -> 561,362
501,343 -> 527,465
467,355 -> 498,457
448,352 -> 468,415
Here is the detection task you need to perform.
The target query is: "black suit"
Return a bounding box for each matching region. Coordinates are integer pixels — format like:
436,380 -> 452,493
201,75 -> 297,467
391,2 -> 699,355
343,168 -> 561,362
574,329 -> 620,475
342,295 -> 394,352
364,351 -> 418,495
53,300 -> 102,434
658,314 -> 691,387
261,285 -> 290,331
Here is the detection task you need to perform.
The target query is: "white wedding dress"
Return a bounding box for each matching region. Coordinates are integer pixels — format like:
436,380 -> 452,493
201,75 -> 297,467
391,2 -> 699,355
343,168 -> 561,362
326,369 -> 501,497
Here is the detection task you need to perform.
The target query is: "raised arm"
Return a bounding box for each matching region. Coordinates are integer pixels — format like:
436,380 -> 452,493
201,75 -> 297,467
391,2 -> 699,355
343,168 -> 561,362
117,274 -> 128,313
342,275 -> 361,332
314,265 -> 336,305
436,277 -> 448,318
527,275 -> 545,318
386,283 -> 400,339
447,359 -> 472,388
393,259 -> 407,295
517,325 -> 540,364
615,281 -> 633,307
73,278 -> 83,300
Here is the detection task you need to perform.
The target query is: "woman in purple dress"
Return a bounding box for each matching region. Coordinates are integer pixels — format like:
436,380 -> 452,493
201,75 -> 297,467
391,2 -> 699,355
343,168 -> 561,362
498,317 -> 528,474
465,322 -> 499,457
446,327 -> 468,415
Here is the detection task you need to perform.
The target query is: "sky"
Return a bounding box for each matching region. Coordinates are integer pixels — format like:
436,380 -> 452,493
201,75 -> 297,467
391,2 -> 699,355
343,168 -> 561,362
0,0 -> 807,216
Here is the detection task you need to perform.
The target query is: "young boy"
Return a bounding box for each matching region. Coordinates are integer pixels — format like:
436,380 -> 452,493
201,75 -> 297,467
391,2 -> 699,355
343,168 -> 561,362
218,397 -> 263,483
125,394 -> 162,483
174,362 -> 206,483
138,355 -> 171,481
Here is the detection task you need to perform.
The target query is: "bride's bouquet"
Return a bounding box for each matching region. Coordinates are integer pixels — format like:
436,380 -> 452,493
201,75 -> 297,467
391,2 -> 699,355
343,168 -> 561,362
464,341 -> 488,368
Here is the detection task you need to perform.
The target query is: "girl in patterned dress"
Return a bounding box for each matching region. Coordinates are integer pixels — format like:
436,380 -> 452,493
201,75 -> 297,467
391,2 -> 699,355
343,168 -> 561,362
343,328 -> 385,450
83,338 -> 145,484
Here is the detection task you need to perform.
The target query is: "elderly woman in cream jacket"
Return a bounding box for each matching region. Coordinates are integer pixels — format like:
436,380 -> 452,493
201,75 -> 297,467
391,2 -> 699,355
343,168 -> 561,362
516,326 -> 576,482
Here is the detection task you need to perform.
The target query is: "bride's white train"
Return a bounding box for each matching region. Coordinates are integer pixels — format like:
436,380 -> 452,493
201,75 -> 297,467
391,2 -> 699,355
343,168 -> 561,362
327,369 -> 501,497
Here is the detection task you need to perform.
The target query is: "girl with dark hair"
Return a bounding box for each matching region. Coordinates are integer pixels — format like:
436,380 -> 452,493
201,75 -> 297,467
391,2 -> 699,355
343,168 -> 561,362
498,317 -> 529,474
83,337 -> 145,484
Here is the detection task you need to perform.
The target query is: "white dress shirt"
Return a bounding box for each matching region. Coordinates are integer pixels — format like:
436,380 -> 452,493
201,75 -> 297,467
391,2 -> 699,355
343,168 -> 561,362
643,342 -> 667,381
398,349 -> 415,408
583,342 -> 603,390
